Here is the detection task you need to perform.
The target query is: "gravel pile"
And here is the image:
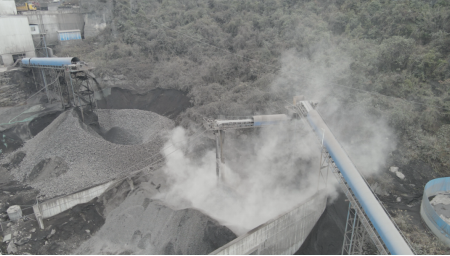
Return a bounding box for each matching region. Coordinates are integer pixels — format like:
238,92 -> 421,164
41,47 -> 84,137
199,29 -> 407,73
9,109 -> 175,199
76,181 -> 236,255
97,109 -> 170,145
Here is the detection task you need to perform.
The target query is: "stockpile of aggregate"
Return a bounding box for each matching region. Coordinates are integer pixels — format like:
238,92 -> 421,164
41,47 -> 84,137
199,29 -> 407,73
97,109 -> 170,145
7,108 -> 175,199
76,180 -> 237,255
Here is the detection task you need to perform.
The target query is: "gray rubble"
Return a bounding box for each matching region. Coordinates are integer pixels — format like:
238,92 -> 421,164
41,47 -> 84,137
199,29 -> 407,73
6,109 -> 174,199
76,180 -> 236,255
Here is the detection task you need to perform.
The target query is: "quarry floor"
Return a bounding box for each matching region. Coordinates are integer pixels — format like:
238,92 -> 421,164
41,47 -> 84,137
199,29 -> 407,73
0,85 -> 445,255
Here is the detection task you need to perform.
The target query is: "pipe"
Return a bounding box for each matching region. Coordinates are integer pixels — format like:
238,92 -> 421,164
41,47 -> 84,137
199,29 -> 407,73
22,57 -> 80,67
303,104 -> 413,255
252,114 -> 288,126
214,114 -> 289,130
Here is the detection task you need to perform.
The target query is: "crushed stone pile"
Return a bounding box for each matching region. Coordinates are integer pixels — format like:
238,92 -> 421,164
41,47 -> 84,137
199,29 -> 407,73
76,180 -> 236,255
7,108 -> 174,199
97,109 -> 170,145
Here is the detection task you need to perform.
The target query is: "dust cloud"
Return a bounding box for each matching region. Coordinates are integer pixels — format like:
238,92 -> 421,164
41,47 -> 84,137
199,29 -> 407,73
271,42 -> 397,177
156,41 -> 395,235
156,121 -> 329,236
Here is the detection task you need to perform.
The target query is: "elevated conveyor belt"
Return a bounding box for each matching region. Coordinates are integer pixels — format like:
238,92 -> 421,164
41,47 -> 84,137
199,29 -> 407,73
21,57 -> 80,67
299,101 -> 413,255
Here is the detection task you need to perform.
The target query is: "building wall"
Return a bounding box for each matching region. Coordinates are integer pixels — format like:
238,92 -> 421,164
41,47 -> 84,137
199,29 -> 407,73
0,16 -> 36,65
23,10 -> 84,45
30,24 -> 40,35
0,0 -> 17,15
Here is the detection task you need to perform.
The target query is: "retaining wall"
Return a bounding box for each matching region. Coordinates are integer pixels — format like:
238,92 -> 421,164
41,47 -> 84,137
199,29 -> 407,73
420,177 -> 450,247
33,181 -> 114,228
210,190 -> 327,255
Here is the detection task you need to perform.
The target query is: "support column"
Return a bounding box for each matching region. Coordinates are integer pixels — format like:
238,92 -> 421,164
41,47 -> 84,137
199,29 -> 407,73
32,205 -> 44,229
341,203 -> 368,255
215,130 -> 221,178
40,69 -> 50,103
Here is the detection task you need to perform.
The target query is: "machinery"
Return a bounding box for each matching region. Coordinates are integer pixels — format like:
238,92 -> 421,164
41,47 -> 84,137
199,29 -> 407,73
204,114 -> 290,177
16,2 -> 37,11
204,114 -> 288,131
205,96 -> 414,254
20,57 -> 100,116
290,100 -> 413,255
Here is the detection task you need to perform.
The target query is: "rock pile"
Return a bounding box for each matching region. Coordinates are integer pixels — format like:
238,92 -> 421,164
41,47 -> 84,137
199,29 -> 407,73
76,181 -> 236,254
8,109 -> 174,199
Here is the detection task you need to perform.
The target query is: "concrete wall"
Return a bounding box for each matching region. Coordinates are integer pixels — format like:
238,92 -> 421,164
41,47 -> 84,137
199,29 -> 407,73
36,181 -> 114,219
23,10 -> 84,45
0,16 -> 36,65
80,0 -> 114,38
210,191 -> 327,255
0,0 -> 17,15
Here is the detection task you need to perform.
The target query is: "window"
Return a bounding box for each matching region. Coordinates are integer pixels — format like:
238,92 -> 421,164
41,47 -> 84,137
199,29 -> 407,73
30,26 -> 36,32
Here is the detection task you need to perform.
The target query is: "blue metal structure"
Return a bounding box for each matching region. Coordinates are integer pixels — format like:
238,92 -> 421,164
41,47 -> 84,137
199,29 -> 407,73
421,177 -> 450,246
253,115 -> 288,127
21,57 -> 80,67
302,103 -> 413,255
58,30 -> 82,41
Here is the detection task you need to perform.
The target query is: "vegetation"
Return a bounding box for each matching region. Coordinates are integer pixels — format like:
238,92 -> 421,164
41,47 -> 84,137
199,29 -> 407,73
392,209 -> 449,254
71,0 -> 450,171
61,1 -> 450,252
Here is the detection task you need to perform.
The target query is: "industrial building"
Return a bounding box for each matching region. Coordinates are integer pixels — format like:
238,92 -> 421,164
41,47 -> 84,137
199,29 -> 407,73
0,0 -> 17,15
22,10 -> 85,46
0,15 -> 36,66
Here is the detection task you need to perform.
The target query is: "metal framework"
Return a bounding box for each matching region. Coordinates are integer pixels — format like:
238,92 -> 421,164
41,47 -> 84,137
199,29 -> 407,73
204,114 -> 288,179
300,103 -> 389,255
342,202 -> 369,255
23,61 -> 96,113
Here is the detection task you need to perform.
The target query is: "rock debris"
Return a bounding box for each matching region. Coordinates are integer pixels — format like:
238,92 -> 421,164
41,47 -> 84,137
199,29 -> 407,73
6,109 -> 174,199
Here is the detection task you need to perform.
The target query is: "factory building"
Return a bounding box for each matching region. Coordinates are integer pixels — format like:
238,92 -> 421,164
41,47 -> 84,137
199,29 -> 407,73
0,0 -> 17,15
23,10 -> 85,46
0,15 -> 36,66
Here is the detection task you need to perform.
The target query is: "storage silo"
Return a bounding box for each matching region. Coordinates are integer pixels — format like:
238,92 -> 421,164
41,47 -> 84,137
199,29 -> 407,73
0,0 -> 17,15
0,15 -> 36,65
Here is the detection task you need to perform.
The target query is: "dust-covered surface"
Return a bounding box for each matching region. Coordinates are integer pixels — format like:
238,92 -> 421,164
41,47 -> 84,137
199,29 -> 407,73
97,109 -> 173,145
5,108 -> 174,199
0,198 -> 105,255
0,101 -> 62,156
431,193 -> 450,225
96,87 -> 192,121
296,193 -> 348,255
77,180 -> 237,255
